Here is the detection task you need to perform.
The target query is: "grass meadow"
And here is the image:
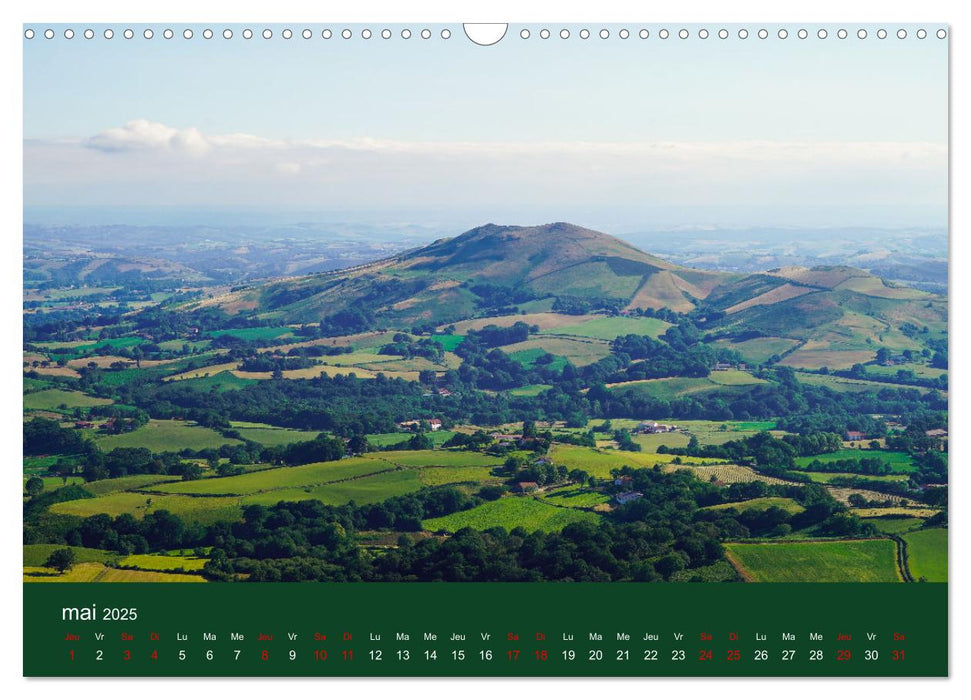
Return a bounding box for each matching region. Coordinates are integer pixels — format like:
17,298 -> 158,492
795,449 -> 917,473
23,389 -> 113,411
549,444 -> 717,479
705,497 -> 805,514
724,540 -> 900,582
23,562 -> 206,583
239,469 -> 422,507
94,419 -> 242,452
423,496 -> 600,533
902,528 -> 947,582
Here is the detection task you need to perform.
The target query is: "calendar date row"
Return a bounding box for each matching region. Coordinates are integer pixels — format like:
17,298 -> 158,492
68,646 -> 908,664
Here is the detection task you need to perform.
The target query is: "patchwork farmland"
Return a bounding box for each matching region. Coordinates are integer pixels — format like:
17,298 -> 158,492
23,221 -> 946,584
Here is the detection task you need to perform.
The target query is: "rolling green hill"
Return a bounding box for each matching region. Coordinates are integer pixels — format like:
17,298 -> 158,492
186,223 -> 727,324
181,223 -> 945,371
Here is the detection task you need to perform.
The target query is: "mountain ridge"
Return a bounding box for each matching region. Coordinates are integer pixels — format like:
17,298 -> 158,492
183,222 -> 945,361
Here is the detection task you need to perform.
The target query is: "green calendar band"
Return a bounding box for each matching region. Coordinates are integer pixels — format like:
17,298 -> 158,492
24,582 -> 947,677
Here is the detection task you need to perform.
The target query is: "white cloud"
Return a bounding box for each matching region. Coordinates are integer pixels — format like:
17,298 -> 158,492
26,121 -> 947,225
85,119 -> 208,156
80,120 -> 947,166
85,120 -> 288,157
167,127 -> 210,156
274,162 -> 302,176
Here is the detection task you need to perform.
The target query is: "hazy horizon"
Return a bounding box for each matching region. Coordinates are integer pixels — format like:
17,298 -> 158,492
24,24 -> 947,230
23,204 -> 948,233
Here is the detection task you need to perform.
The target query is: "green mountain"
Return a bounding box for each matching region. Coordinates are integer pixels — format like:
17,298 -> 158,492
190,222 -> 729,324
185,222 -> 946,369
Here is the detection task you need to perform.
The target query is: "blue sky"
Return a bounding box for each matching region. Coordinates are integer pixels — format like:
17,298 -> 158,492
23,24 -> 948,228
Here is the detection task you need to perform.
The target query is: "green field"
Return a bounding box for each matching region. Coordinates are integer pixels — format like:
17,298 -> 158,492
507,384 -> 553,397
504,348 -> 569,371
804,471 -> 910,484
42,336 -> 147,360
81,474 -> 181,496
795,449 -> 916,473
549,444 -> 716,479
430,334 -> 466,352
27,285 -> 119,301
419,466 -> 501,487
902,528 -> 947,582
309,349 -> 397,367
531,261 -> 644,299
50,492 -> 243,525
32,338 -> 113,349
709,370 -> 770,386
852,507 -> 942,518
796,372 -> 933,395
229,421 -> 321,446
179,371 -> 258,392
669,464 -> 792,486
724,540 -> 901,582
540,316 -> 671,340
240,469 -> 422,507
674,420 -> 779,446
423,496 -> 600,533
24,562 -> 206,583
94,419 -> 243,452
632,432 -> 691,452
538,487 -> 610,509
23,389 -> 113,411
864,517 -> 924,535
93,368 -> 152,387
81,336 -> 146,351
514,298 -> 557,313
579,418 -> 647,432
365,432 -> 414,448
209,327 -> 295,341
23,475 -> 85,492
119,553 -> 208,572
779,348 -> 876,371
365,431 -> 457,448
505,337 -> 611,367
357,356 -> 456,373
866,362 -> 947,380
724,421 -> 779,431
706,497 -> 805,514
610,374 -> 766,401
157,339 -> 212,352
23,376 -> 55,392
23,544 -> 115,567
710,337 -> 801,364
23,455 -> 62,475
374,450 -> 503,469
154,457 -> 391,496
609,377 -> 716,401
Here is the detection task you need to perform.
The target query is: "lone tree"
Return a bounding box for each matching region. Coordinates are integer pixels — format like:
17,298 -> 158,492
24,476 -> 44,496
45,548 -> 77,574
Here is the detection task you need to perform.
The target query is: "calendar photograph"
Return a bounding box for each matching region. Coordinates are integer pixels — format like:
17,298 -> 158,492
21,21 -> 948,677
